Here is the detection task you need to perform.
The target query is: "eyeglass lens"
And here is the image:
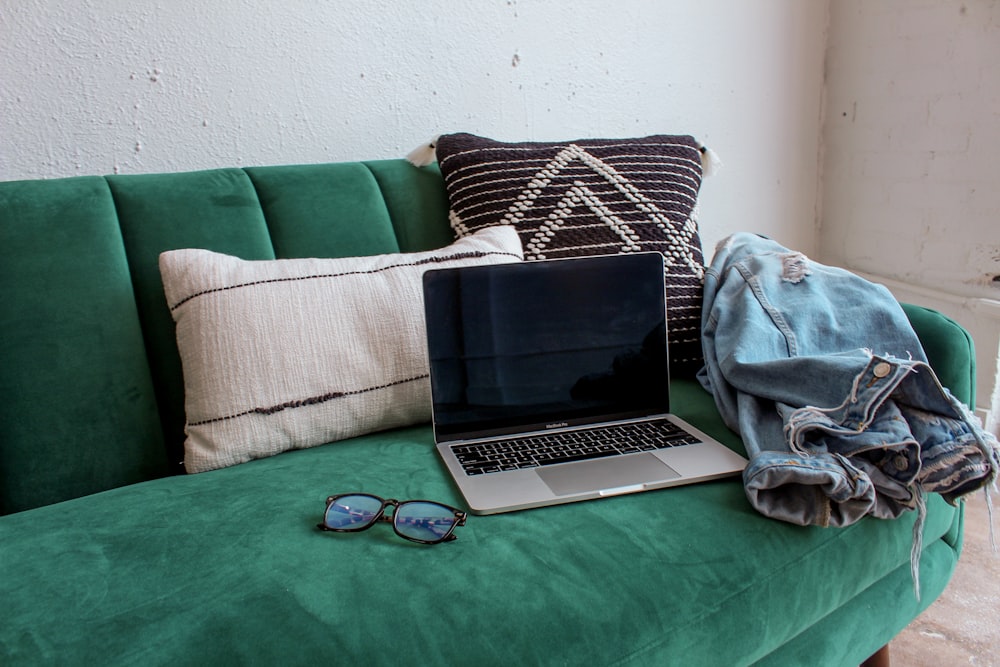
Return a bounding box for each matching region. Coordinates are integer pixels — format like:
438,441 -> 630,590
324,494 -> 383,529
394,501 -> 460,542
324,495 -> 461,543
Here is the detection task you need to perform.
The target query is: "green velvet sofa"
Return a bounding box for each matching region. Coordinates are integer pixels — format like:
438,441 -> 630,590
0,159 -> 977,665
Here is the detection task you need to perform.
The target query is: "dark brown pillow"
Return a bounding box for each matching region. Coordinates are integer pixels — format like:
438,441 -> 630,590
435,133 -> 707,375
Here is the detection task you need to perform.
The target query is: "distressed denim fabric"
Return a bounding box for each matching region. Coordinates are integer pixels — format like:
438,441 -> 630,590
698,233 -> 998,532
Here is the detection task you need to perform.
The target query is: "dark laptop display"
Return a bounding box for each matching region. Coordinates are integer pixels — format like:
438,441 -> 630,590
423,253 -> 670,443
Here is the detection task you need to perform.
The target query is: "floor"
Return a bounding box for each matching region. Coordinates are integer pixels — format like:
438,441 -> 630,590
892,490 -> 998,666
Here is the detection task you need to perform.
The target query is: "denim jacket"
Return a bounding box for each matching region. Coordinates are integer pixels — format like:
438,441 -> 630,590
698,233 -> 998,532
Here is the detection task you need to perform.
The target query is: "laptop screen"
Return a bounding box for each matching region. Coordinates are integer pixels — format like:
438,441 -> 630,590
423,253 -> 671,442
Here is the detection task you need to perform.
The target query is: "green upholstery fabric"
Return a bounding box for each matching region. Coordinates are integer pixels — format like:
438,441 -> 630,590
902,302 -> 976,408
0,383 -> 960,666
244,163 -> 401,258
0,159 -> 974,665
0,177 -> 169,513
110,169 -> 277,470
362,160 -> 455,252
754,537 -> 959,666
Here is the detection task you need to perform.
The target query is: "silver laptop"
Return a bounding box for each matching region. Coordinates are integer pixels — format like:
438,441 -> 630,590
422,252 -> 747,515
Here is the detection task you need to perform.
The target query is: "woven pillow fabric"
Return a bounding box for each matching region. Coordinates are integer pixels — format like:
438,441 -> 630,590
436,133 -> 707,375
160,226 -> 523,473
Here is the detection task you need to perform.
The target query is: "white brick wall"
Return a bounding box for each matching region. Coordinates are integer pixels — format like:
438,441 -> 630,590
821,0 -> 1000,431
823,0 -> 1000,295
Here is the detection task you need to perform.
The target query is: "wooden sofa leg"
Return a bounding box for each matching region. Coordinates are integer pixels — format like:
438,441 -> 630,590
861,643 -> 890,667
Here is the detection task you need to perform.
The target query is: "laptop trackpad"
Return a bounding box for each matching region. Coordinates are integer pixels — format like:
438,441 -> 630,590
537,454 -> 680,496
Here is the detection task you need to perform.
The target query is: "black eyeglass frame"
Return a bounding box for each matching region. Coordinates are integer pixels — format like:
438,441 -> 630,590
317,493 -> 468,545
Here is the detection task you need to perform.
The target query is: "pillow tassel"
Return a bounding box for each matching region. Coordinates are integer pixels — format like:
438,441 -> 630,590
699,143 -> 723,177
406,136 -> 440,167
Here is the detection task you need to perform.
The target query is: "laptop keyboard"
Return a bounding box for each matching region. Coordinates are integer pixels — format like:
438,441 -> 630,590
451,419 -> 702,476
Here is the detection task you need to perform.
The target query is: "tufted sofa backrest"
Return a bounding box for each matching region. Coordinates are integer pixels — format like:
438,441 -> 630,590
0,160 -> 453,513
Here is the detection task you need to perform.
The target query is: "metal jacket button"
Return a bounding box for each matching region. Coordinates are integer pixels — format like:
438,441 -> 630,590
873,362 -> 891,378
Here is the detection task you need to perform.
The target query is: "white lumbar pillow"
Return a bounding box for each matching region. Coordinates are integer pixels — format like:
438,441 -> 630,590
160,226 -> 523,473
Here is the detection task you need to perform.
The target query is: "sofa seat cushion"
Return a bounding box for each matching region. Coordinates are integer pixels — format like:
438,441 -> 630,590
0,381 -> 960,666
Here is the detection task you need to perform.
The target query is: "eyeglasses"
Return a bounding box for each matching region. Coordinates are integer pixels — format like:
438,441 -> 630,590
317,493 -> 467,545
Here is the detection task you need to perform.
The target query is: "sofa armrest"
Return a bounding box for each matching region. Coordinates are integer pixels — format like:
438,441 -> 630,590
901,302 -> 976,409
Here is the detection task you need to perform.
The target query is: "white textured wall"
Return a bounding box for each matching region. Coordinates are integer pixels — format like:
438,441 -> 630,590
822,0 -> 1000,298
821,0 -> 1000,430
1,0 -> 828,256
